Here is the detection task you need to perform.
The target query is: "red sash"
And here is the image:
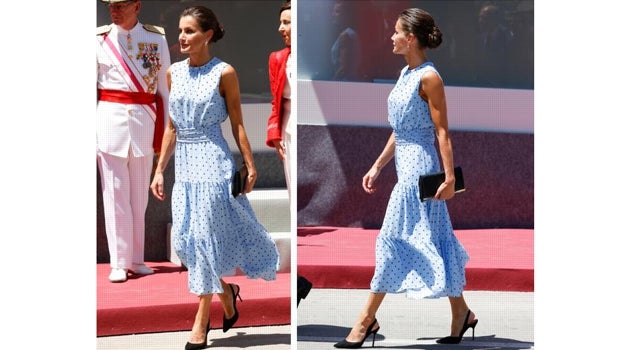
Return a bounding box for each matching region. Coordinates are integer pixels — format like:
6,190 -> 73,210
100,33 -> 164,153
98,89 -> 156,104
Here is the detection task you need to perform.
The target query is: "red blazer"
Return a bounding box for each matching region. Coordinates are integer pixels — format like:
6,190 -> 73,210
266,47 -> 291,148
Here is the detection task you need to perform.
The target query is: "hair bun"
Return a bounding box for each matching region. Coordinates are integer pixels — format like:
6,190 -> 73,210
428,26 -> 443,48
212,23 -> 225,43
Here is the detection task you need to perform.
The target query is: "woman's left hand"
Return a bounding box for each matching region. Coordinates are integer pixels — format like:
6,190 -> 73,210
243,166 -> 258,194
434,180 -> 456,200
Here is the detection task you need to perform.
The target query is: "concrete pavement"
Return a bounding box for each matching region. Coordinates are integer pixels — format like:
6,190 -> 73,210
297,289 -> 534,349
97,325 -> 292,350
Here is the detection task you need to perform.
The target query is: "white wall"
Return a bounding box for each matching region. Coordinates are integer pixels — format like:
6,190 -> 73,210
298,80 -> 534,133
223,103 -> 274,153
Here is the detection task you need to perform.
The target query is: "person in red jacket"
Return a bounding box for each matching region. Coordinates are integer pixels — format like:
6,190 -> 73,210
266,0 -> 313,307
266,0 -> 293,195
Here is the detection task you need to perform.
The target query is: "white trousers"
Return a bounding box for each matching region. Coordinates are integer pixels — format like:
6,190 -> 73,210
97,150 -> 152,269
281,108 -> 292,199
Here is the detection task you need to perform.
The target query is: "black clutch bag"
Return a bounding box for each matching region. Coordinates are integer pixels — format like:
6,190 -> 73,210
232,164 -> 248,197
418,166 -> 465,201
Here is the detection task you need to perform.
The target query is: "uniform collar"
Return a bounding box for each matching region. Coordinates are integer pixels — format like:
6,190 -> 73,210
112,21 -> 141,35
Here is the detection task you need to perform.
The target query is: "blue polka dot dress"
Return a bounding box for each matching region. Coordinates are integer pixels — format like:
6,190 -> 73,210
370,62 -> 469,299
168,57 -> 279,295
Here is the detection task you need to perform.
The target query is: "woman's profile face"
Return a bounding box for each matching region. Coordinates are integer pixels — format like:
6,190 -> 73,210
391,19 -> 410,55
178,15 -> 212,55
278,9 -> 291,47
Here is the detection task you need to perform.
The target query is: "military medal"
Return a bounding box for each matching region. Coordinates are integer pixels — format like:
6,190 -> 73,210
138,43 -> 160,69
137,42 -> 162,94
126,32 -> 133,57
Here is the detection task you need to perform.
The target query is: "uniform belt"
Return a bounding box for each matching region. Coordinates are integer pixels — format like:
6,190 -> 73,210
97,88 -> 165,153
97,89 -> 156,104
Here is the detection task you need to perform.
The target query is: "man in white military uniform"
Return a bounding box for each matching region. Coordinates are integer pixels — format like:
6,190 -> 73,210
96,0 -> 170,282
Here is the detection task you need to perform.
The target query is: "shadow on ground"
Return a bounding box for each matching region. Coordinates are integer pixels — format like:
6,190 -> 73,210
209,331 -> 290,348
298,325 -> 533,349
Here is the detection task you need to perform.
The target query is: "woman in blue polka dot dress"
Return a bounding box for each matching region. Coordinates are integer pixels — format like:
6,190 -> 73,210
150,6 -> 279,350
335,8 -> 477,348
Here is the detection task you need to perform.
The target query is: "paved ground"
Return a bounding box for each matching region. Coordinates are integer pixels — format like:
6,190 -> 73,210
97,325 -> 292,350
297,289 -> 534,350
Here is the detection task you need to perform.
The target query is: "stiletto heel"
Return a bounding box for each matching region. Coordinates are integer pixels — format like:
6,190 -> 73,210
334,318 -> 380,348
436,309 -> 478,344
223,283 -> 241,333
470,320 -> 478,340
185,321 -> 210,350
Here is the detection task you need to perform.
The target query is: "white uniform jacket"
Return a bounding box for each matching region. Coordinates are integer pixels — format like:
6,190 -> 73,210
96,22 -> 171,158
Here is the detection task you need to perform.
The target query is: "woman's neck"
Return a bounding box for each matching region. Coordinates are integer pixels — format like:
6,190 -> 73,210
188,51 -> 212,67
404,51 -> 427,70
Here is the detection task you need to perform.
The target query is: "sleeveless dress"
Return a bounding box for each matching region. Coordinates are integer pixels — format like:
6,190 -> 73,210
168,57 -> 279,295
369,62 -> 469,299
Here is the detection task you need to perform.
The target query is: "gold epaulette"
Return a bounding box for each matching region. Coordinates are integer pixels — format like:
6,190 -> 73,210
143,24 -> 165,35
96,25 -> 111,36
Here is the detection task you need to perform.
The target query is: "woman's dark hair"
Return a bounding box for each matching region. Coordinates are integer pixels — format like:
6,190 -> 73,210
181,6 -> 225,43
280,0 -> 291,15
399,8 -> 442,49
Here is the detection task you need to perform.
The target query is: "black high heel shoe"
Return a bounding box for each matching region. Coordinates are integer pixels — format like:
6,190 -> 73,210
185,321 -> 210,350
223,283 -> 242,333
436,309 -> 478,344
334,318 -> 380,348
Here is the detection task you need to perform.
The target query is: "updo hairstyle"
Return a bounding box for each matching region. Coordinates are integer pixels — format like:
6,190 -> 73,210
181,6 -> 225,43
280,0 -> 291,14
399,8 -> 442,49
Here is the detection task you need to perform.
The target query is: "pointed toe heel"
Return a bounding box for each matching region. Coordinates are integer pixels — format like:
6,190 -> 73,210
185,321 -> 210,350
436,309 -> 478,344
334,318 -> 379,348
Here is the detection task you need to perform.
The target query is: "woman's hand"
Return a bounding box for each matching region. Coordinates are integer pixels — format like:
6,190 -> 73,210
362,166 -> 381,194
150,172 -> 166,201
272,139 -> 286,161
434,179 -> 456,200
243,166 -> 258,194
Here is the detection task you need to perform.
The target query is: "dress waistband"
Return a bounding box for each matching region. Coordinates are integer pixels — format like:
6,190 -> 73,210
394,128 -> 435,145
176,126 -> 222,143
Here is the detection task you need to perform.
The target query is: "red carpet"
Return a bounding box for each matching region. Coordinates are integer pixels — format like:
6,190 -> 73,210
297,227 -> 533,292
96,264 -> 290,337
97,227 -> 532,336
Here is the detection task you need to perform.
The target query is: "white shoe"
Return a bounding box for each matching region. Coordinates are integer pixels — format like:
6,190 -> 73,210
130,264 -> 154,275
109,268 -> 128,282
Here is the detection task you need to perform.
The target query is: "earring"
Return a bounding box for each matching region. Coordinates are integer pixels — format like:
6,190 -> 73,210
205,41 -> 209,46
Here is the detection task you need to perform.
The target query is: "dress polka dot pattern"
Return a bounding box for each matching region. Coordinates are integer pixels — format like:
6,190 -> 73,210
370,62 -> 469,299
168,57 -> 279,295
